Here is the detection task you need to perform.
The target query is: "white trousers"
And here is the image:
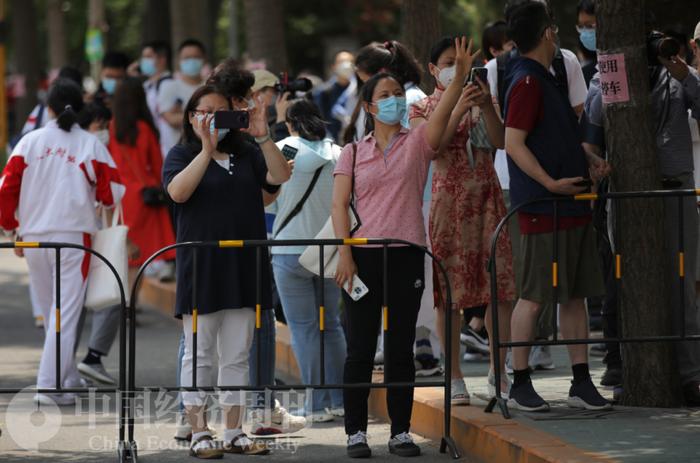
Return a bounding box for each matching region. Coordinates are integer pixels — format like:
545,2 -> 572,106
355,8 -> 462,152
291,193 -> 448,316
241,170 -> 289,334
24,232 -> 90,389
181,308 -> 255,406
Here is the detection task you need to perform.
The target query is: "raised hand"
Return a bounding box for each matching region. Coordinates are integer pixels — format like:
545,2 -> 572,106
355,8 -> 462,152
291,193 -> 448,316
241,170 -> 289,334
245,94 -> 270,138
193,113 -> 218,156
453,36 -> 481,85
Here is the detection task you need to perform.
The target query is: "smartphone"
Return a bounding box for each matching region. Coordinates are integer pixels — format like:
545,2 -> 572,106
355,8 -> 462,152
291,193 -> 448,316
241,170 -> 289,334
281,145 -> 299,161
214,110 -> 250,130
574,178 -> 594,187
469,67 -> 488,85
345,275 -> 369,301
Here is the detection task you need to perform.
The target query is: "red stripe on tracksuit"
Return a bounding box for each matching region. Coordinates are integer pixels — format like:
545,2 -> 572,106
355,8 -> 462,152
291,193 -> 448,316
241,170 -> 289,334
92,160 -> 122,207
0,155 -> 28,231
82,233 -> 92,281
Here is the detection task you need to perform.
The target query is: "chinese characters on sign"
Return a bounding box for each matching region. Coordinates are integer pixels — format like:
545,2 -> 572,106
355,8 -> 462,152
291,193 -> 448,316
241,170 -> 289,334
598,53 -> 630,104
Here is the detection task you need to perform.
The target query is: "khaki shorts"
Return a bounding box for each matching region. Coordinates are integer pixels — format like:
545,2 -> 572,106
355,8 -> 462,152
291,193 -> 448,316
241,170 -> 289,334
517,221 -> 605,305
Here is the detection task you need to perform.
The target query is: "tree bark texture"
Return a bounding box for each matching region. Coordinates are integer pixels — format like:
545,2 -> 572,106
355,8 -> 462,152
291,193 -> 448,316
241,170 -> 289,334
242,0 -> 288,73
10,0 -> 40,128
141,0 -> 172,45
400,0 -> 440,94
46,0 -> 68,71
169,0 -> 221,68
598,0 -> 681,407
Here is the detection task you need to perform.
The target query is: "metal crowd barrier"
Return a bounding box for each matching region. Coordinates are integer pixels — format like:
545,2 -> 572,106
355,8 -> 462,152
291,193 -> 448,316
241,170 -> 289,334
0,242 -> 130,454
486,188 -> 700,418
119,238 -> 459,462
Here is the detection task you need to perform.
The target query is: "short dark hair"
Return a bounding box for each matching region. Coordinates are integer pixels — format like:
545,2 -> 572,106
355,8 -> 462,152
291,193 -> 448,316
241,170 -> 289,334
286,99 -> 326,141
102,51 -> 129,70
505,0 -> 554,22
142,40 -> 172,69
57,66 -> 83,89
178,38 -> 206,56
576,0 -> 595,16
47,78 -> 84,132
77,102 -> 112,129
429,37 -> 456,65
507,1 -> 552,54
482,21 -> 509,60
207,63 -> 255,101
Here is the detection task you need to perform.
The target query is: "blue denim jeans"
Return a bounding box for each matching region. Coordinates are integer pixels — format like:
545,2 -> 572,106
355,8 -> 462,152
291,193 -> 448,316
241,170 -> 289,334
272,254 -> 346,412
176,307 -> 276,411
248,307 -> 276,409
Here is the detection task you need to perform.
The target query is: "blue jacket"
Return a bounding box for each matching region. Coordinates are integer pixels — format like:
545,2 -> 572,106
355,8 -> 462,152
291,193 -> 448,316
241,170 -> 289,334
504,56 -> 590,216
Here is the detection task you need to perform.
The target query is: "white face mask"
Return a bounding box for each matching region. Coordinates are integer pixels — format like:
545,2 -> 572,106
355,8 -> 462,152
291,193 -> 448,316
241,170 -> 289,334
246,98 -> 256,110
437,65 -> 456,88
95,129 -> 109,146
335,60 -> 355,80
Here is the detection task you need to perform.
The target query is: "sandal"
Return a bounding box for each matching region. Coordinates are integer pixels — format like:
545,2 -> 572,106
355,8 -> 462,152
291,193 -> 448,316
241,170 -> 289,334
451,378 -> 471,406
189,433 -> 223,459
224,433 -> 270,455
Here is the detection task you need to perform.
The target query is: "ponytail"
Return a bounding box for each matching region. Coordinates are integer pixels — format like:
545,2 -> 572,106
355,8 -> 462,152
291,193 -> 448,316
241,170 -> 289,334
47,78 -> 84,132
57,105 -> 78,132
384,40 -> 423,86
286,99 -> 327,141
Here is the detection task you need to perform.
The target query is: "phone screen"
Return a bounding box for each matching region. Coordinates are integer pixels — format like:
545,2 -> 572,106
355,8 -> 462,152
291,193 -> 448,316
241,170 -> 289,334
281,145 -> 299,161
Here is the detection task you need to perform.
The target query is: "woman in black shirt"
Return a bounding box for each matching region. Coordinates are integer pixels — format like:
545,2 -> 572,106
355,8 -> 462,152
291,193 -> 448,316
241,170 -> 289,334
163,79 -> 290,458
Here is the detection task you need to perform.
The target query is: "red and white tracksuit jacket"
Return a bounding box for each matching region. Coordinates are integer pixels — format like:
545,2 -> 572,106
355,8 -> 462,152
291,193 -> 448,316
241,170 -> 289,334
0,120 -> 125,390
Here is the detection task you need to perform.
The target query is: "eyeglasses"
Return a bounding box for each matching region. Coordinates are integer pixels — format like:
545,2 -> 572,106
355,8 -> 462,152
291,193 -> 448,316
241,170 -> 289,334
191,109 -> 214,116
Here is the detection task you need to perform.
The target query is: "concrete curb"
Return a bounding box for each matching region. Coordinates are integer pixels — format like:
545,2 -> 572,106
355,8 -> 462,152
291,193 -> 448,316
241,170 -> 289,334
141,277 -> 617,462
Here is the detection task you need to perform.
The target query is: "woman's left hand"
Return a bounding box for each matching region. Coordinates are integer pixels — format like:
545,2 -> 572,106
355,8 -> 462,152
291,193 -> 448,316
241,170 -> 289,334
244,95 -> 269,138
469,77 -> 493,108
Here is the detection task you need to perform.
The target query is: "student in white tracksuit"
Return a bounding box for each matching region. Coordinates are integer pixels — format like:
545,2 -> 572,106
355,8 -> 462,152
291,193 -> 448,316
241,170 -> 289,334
0,79 -> 125,405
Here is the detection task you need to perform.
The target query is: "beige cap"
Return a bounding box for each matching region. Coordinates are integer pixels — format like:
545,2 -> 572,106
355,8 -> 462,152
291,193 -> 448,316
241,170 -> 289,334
252,69 -> 279,92
695,21 -> 700,40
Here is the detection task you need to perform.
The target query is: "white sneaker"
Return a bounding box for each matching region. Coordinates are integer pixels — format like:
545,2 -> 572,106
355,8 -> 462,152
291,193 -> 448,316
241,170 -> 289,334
34,393 -> 76,406
487,369 -> 512,399
326,406 -> 344,417
173,411 -> 192,441
250,403 -> 307,435
307,411 -> 334,423
78,361 -> 116,385
529,345 -> 555,370
450,378 -> 470,406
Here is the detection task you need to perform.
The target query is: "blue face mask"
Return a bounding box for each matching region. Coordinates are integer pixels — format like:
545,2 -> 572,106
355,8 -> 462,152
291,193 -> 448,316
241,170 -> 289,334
373,96 -> 407,125
140,57 -> 157,77
579,28 -> 596,52
195,114 -> 230,142
180,58 -> 203,77
102,77 -> 117,95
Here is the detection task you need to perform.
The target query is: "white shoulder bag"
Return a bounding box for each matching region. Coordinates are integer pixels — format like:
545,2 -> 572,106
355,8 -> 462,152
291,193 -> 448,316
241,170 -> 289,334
85,204 -> 129,310
299,143 -> 361,278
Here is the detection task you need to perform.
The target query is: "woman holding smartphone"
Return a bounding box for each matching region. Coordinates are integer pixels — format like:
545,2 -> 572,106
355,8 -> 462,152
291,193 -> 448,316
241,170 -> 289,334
332,37 -> 479,459
410,36 -> 515,404
163,72 -> 290,458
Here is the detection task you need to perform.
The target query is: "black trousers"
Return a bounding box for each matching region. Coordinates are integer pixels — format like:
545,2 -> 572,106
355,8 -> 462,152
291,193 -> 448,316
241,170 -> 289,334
343,246 -> 424,437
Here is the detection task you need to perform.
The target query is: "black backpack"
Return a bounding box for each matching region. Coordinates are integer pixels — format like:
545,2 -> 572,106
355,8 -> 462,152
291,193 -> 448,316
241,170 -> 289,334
497,47 -> 569,117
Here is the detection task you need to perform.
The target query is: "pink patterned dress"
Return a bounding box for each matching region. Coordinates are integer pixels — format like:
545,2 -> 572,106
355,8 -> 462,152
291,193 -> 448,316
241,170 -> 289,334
410,88 -> 515,310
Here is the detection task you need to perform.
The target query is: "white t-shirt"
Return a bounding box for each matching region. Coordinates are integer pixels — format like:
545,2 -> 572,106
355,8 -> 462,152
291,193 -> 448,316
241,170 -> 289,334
143,73 -> 183,159
691,111 -> 700,189
486,48 -> 588,190
157,78 -> 202,158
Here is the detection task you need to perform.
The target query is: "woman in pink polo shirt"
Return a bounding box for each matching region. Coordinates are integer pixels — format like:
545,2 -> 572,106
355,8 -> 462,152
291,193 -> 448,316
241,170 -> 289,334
331,37 -> 479,459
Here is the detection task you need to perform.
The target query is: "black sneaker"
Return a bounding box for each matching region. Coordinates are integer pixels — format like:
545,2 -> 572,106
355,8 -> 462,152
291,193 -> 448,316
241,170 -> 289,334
460,326 -> 489,354
347,431 -> 371,458
508,380 -> 550,412
388,432 -> 421,457
568,377 -> 612,410
600,365 -> 622,387
414,354 -> 443,377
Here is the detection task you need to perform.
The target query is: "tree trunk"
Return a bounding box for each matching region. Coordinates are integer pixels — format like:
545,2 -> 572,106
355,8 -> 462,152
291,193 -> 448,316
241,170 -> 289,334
227,0 -> 240,59
141,0 -> 172,44
10,0 -> 40,129
598,0 -> 681,407
169,0 -> 221,67
87,0 -> 106,82
401,0 -> 440,94
46,0 -> 68,71
242,0 -> 288,73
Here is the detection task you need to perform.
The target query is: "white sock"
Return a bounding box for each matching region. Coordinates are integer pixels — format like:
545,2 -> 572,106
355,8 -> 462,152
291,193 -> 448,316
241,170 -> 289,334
223,427 -> 244,442
192,430 -> 212,442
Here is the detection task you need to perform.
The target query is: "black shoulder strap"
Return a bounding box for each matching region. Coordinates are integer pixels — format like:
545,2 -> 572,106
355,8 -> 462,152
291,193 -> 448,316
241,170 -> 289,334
155,74 -> 173,93
551,48 -> 569,97
274,165 -> 325,236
